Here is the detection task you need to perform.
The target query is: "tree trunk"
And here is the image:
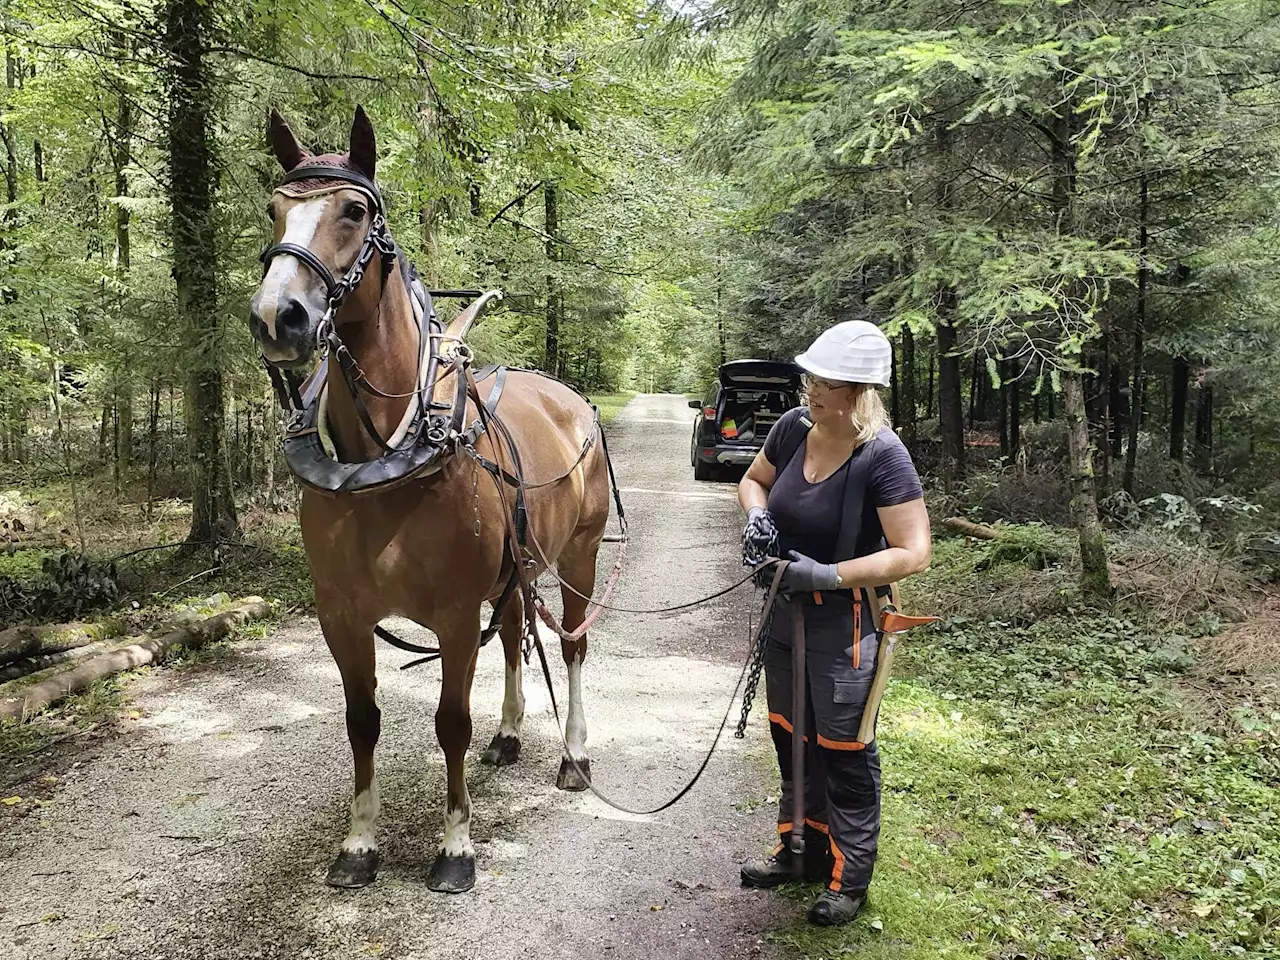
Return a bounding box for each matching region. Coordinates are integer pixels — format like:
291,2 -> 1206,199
1107,361 -> 1124,461
1064,371 -> 1111,596
1009,369 -> 1021,461
544,181 -> 561,377
937,318 -> 965,485
1194,378 -> 1213,476
1170,355 -> 1189,461
889,338 -> 900,429
113,86 -> 134,472
98,402 -> 110,460
998,357 -> 1009,460
901,325 -> 917,444
967,351 -> 979,429
1052,66 -> 1109,596
145,379 -> 159,520
715,253 -> 726,366
165,0 -> 238,549
926,353 -> 934,419
1123,178 -> 1147,496
1,34 -> 16,234
263,397 -> 277,508
111,391 -> 121,496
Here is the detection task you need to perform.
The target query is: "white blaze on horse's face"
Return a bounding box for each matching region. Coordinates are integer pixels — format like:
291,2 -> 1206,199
249,195 -> 332,364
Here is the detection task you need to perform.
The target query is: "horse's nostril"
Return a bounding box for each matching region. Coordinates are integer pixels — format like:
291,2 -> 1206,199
277,298 -> 310,336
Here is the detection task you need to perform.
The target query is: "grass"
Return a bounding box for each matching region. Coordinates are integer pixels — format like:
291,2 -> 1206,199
759,535 -> 1280,960
586,390 -> 637,425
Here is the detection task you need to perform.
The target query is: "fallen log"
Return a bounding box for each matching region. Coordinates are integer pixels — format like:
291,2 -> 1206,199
0,622 -> 104,666
942,517 -> 1001,541
0,641 -> 112,682
0,597 -> 271,723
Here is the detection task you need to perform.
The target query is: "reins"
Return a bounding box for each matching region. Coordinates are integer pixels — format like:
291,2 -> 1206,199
462,365 -> 793,814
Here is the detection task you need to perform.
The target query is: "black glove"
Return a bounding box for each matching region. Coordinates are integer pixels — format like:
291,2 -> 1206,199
742,507 -> 779,585
780,549 -> 840,593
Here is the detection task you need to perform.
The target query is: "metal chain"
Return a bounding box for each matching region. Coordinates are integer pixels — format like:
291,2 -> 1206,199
735,589 -> 777,739
470,456 -> 481,537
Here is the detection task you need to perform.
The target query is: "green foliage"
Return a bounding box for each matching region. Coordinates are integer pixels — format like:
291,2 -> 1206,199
0,551 -> 119,626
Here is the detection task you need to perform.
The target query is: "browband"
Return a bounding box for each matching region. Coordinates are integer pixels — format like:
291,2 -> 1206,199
279,164 -> 384,212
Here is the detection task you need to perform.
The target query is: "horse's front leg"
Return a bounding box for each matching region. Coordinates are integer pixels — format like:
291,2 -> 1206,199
481,593 -> 525,767
428,611 -> 482,893
318,604 -> 382,888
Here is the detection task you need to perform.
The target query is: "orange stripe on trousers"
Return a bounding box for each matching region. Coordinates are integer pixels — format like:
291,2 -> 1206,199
817,733 -> 866,751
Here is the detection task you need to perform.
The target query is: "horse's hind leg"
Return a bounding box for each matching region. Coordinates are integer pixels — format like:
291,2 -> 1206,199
319,607 -> 382,888
555,540 -> 600,792
481,594 -> 524,767
428,613 -> 481,893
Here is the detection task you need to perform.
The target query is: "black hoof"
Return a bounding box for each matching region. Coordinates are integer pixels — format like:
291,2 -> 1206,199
427,853 -> 476,893
326,849 -> 379,889
556,756 -> 591,792
481,733 -> 521,767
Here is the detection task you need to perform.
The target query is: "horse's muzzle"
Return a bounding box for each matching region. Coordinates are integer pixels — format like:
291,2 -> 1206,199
250,296 -> 316,368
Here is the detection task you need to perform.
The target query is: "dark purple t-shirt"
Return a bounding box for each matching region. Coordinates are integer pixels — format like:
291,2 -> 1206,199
763,408 -> 923,564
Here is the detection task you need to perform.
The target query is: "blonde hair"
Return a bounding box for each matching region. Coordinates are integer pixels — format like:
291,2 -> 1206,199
849,383 -> 890,447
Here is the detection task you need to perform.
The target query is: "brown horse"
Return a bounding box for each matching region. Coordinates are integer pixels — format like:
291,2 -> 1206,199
247,107 -> 609,892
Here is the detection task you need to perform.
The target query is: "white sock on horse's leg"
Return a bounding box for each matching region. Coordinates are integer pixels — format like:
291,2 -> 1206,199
441,786 -> 474,858
342,779 -> 380,855
565,655 -> 589,762
499,659 -> 525,740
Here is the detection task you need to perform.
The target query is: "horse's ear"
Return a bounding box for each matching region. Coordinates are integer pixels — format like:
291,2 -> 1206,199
267,108 -> 307,172
348,105 -> 377,180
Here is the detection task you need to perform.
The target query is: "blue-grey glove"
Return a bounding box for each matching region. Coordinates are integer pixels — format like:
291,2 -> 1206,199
781,549 -> 839,593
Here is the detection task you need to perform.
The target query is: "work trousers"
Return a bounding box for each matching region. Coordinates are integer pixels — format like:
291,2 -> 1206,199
764,591 -> 882,895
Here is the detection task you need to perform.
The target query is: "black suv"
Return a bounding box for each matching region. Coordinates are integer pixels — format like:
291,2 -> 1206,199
688,360 -> 802,480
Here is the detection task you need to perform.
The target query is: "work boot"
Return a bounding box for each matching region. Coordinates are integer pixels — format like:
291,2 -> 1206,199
806,889 -> 867,927
740,830 -> 833,888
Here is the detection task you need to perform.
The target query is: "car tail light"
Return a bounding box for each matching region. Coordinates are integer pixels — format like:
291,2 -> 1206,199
701,448 -> 715,458
702,406 -> 716,419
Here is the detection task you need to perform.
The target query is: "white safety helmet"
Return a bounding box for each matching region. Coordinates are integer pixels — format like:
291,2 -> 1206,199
794,320 -> 892,387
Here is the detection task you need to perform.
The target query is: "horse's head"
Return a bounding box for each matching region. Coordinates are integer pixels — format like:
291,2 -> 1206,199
250,106 -> 383,368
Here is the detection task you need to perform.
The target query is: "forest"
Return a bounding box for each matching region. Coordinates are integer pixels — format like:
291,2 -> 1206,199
2,1 -> 1280,959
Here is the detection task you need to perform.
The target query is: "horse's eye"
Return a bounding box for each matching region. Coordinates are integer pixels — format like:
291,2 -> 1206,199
342,201 -> 367,222
266,203 -> 277,222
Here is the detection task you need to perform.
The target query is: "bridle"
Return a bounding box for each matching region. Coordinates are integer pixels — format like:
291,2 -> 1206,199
258,163 -> 440,454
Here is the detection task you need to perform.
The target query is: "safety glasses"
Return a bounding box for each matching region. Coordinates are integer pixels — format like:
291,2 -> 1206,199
801,373 -> 849,394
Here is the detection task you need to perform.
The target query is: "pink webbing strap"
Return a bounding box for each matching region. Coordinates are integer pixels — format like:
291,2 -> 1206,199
534,541 -> 628,642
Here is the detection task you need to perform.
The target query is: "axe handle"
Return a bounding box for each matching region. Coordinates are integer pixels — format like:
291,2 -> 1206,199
857,634 -> 897,746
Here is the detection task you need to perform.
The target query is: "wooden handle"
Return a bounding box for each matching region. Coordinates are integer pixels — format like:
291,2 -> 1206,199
856,635 -> 896,747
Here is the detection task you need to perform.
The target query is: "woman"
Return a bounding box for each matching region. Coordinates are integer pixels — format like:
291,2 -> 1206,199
737,320 -> 931,926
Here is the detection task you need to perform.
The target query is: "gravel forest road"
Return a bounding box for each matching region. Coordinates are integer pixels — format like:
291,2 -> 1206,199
0,393 -> 795,960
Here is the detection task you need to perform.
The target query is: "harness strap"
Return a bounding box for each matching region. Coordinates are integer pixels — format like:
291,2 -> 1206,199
259,242 -> 338,296
331,339 -> 395,454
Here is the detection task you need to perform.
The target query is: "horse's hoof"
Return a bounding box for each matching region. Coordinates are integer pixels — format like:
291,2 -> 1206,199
481,733 -> 521,767
326,849 -> 379,889
556,756 -> 591,792
427,853 -> 476,893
